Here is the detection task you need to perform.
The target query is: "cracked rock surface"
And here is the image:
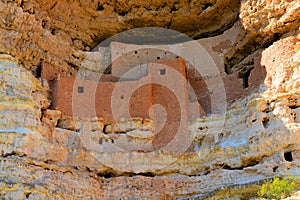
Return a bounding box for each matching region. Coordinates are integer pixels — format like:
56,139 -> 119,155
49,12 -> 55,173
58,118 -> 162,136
0,0 -> 239,73
0,0 -> 300,199
0,31 -> 299,199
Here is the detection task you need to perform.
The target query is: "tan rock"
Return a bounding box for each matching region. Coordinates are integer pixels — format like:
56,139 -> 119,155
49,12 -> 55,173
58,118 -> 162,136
0,55 -> 43,133
127,130 -> 154,140
225,0 -> 300,72
42,109 -> 61,127
57,115 -> 78,131
0,3 -> 300,198
0,0 -> 240,73
104,119 -> 153,133
32,90 -> 50,111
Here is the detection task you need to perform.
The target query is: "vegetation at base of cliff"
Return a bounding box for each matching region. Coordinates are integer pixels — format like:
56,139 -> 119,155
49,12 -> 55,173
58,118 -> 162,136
257,176 -> 299,199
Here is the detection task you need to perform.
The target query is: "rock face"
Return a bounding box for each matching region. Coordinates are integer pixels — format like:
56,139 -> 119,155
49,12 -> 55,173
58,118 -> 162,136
225,0 -> 300,73
0,0 -> 298,74
0,31 -> 300,199
0,0 -> 300,199
0,0 -> 240,74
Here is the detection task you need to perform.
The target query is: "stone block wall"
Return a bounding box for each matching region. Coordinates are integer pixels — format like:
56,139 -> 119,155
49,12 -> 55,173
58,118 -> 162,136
186,60 -> 266,113
110,42 -> 179,78
51,57 -> 200,123
52,75 -> 153,122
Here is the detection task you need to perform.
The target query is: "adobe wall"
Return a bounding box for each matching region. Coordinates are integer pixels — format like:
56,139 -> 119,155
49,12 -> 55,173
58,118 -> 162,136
222,73 -> 245,102
41,62 -> 66,81
51,76 -> 75,116
187,60 -> 266,113
148,57 -> 187,76
110,42 -> 180,78
51,57 -> 207,122
95,76 -> 153,122
53,75 -> 153,122
187,67 -> 211,113
248,54 -> 266,91
77,69 -> 135,82
189,102 -> 206,121
148,58 -> 189,122
146,58 -> 193,150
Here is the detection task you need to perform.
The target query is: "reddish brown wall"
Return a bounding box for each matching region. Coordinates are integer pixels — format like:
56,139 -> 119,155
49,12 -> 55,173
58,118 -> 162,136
41,62 -> 65,81
187,59 -> 266,113
53,75 -> 153,122
111,42 -> 178,78
52,58 -> 205,122
187,67 -> 211,113
222,73 -> 244,102
248,54 -> 266,90
151,57 -> 187,77
95,78 -> 153,122
82,71 -> 134,82
52,76 -> 75,116
129,84 -> 153,119
149,58 -> 188,121
147,58 -> 191,150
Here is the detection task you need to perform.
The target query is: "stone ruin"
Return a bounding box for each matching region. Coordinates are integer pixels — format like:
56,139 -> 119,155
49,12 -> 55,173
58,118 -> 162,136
41,41 -> 266,121
1,26 -> 299,200
39,41 -> 267,152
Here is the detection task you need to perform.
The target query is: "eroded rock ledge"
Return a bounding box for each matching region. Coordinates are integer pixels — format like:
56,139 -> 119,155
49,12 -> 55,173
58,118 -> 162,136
0,0 -> 298,75
225,0 -> 300,73
0,31 -> 299,198
0,0 -> 240,74
0,0 -> 300,199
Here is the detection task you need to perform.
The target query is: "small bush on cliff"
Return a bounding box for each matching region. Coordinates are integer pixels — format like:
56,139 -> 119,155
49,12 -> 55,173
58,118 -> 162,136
257,176 -> 298,199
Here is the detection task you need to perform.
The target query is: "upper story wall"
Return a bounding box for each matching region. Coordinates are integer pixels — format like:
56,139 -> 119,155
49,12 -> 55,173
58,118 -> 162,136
110,42 -> 181,79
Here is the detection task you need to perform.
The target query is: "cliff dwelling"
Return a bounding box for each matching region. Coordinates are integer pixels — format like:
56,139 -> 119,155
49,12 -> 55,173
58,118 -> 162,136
38,41 -> 268,152
44,57 -> 204,122
0,0 -> 300,199
41,41 -> 266,123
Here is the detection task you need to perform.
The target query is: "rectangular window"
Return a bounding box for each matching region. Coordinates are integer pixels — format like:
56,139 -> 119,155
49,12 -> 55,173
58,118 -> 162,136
78,86 -> 84,93
160,69 -> 166,75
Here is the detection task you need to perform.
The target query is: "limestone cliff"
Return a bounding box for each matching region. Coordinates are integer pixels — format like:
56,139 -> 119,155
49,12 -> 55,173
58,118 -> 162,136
0,0 -> 300,199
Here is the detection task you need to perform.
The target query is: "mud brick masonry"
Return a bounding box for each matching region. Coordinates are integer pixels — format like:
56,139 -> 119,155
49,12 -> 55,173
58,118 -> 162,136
42,57 -> 204,122
41,42 -> 266,123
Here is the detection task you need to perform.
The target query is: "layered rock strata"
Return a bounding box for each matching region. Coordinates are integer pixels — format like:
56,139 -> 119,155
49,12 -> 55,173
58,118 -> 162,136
0,31 -> 299,198
0,0 -> 240,74
1,0 -> 298,75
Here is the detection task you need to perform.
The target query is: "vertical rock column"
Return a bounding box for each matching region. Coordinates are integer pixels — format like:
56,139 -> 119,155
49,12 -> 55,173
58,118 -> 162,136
0,54 -> 43,156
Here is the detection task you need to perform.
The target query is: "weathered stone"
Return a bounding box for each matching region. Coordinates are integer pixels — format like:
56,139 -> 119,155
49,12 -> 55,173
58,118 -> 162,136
57,115 -> 104,132
127,130 -> 154,139
42,109 -> 61,127
225,0 -> 300,73
104,119 -> 151,134
0,0 -> 240,73
4,190 -> 26,200
57,115 -> 79,131
0,1 -> 300,198
0,54 -> 43,133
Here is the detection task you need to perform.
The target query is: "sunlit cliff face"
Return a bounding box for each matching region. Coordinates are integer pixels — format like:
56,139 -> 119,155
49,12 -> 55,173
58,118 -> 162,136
0,0 -> 299,199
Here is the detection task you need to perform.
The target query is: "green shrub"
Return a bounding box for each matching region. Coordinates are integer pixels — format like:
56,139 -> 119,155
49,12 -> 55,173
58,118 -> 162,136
257,176 -> 298,199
